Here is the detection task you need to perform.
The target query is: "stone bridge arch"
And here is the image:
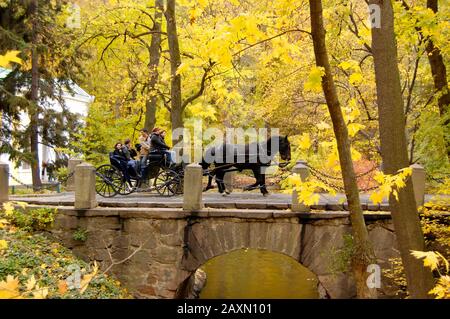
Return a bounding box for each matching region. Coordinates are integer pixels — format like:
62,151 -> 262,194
175,216 -> 373,299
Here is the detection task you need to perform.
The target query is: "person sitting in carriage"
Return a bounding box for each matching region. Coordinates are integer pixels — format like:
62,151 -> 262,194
122,138 -> 140,179
150,128 -> 174,166
111,142 -> 134,187
138,129 -> 151,180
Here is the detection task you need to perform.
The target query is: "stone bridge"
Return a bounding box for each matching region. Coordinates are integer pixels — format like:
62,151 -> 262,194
1,161 -> 442,298
41,204 -> 397,299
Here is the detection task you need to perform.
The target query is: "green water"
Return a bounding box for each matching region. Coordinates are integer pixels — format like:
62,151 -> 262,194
199,249 -> 319,299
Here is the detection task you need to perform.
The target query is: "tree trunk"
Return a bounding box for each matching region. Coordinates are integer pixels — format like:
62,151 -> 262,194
144,0 -> 163,131
369,0 -> 434,298
30,0 -> 41,190
425,0 -> 449,157
309,0 -> 377,298
165,0 -> 183,146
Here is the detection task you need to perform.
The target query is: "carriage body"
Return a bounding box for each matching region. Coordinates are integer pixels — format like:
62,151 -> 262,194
94,152 -> 183,198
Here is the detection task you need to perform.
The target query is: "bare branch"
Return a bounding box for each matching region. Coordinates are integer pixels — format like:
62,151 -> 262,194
181,61 -> 216,110
102,238 -> 151,274
232,29 -> 311,57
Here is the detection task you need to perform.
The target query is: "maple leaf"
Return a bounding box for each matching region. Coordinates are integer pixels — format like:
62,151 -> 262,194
79,261 -> 99,294
26,275 -> 36,291
32,284 -> 49,299
298,133 -> 311,150
370,192 -> 384,205
58,280 -> 68,295
0,50 -> 22,67
349,72 -> 363,85
411,250 -> 440,270
304,66 -> 325,93
0,275 -> 20,299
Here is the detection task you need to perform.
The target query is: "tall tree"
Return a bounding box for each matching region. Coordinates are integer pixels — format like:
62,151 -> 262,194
144,0 -> 164,131
0,0 -> 85,188
29,0 -> 41,189
309,0 -> 377,298
369,0 -> 434,298
165,0 -> 183,146
425,0 -> 449,156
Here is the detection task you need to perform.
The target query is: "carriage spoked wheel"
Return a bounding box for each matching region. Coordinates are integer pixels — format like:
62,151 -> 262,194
117,177 -> 138,196
154,169 -> 182,197
95,164 -> 122,198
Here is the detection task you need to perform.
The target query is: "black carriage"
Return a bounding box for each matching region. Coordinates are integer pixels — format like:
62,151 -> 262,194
95,152 -> 183,198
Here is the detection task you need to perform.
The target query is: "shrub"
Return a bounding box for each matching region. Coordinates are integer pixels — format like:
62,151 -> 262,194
1,202 -> 57,232
0,203 -> 129,299
73,228 -> 88,242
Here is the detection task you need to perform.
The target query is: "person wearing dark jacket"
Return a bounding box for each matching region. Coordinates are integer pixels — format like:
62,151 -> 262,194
122,139 -> 140,178
150,132 -> 169,151
150,128 -> 174,165
112,142 -> 132,186
113,142 -> 127,161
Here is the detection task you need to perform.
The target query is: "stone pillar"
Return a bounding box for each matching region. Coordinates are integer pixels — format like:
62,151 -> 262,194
67,159 -> 83,191
224,171 -> 236,194
0,162 -> 9,203
291,160 -> 310,212
183,163 -> 203,211
74,163 -> 98,209
411,163 -> 426,207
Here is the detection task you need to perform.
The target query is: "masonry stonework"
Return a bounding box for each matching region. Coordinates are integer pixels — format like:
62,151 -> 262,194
48,207 -> 399,299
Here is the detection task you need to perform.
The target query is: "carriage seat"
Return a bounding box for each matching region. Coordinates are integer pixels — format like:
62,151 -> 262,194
147,151 -> 172,168
109,152 -> 127,170
148,152 -> 164,162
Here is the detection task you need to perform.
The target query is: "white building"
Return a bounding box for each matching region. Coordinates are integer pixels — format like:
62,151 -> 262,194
0,67 -> 94,185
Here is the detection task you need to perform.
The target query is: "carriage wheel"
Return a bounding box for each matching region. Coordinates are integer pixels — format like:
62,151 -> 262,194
95,164 -> 122,198
117,177 -> 138,195
154,170 -> 181,197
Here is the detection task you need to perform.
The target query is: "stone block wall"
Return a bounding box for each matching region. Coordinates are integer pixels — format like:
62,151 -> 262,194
48,207 -> 399,299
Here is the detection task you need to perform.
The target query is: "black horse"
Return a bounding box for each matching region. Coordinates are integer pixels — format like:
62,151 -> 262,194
201,135 -> 291,196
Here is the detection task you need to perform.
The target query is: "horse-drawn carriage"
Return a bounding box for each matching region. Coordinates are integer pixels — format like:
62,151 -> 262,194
94,135 -> 291,198
95,152 -> 183,198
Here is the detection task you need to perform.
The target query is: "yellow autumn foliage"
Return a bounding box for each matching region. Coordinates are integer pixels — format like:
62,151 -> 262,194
0,50 -> 22,67
411,250 -> 450,299
369,167 -> 413,205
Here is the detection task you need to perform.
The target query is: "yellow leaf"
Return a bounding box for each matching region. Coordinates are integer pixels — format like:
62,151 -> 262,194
304,66 -> 325,93
339,60 -> 353,70
349,72 -> 363,85
58,280 -> 68,295
339,60 -> 359,71
298,133 -> 311,150
0,218 -> 8,229
370,192 -> 384,205
411,250 -> 440,270
176,62 -> 190,76
32,285 -> 48,299
347,123 -> 365,137
2,202 -> 14,216
26,275 -> 36,291
0,275 -> 20,299
0,50 -> 22,67
0,239 -> 7,250
198,0 -> 208,8
79,262 -> 99,294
